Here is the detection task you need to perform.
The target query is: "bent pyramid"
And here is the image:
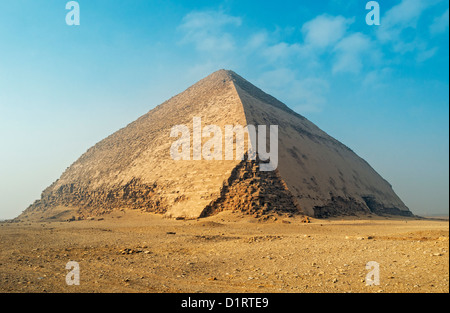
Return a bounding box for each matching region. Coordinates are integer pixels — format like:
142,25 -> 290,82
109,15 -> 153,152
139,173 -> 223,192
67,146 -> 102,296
19,70 -> 412,221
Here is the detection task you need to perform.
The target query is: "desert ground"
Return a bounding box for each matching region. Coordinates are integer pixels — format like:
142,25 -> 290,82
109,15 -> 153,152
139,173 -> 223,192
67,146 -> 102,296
0,211 -> 448,293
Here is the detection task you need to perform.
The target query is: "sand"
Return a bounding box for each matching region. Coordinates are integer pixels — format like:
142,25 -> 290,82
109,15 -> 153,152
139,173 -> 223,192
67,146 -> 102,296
0,211 -> 448,293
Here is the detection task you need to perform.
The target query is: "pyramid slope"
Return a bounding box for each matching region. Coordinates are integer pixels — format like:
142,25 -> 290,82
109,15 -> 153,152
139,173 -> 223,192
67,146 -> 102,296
21,70 -> 248,220
19,70 -> 412,221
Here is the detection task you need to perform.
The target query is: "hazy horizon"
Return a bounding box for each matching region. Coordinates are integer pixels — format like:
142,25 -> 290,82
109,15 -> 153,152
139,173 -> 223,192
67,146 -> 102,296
0,0 -> 448,219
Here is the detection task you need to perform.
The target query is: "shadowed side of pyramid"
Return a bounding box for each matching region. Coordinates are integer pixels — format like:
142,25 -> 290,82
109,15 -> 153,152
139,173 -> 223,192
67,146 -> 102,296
229,71 -> 412,218
18,69 -> 412,221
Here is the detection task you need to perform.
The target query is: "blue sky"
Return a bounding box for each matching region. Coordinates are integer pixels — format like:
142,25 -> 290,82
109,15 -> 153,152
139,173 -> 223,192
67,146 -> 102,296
0,0 -> 448,219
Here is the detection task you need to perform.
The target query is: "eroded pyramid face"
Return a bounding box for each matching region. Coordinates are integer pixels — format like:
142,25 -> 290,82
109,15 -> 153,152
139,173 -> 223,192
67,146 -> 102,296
19,70 -> 412,221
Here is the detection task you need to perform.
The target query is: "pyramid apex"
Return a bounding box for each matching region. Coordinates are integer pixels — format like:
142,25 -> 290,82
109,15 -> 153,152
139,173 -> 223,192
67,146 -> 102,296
203,69 -> 254,90
207,69 -> 239,80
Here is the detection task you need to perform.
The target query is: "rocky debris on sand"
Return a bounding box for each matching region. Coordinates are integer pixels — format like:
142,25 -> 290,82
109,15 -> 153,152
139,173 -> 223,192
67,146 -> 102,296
301,216 -> 311,223
119,248 -> 144,255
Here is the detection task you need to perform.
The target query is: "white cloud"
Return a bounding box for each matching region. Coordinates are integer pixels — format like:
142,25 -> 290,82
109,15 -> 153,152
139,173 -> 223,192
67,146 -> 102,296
245,32 -> 268,51
430,8 -> 449,34
178,11 -> 242,52
416,46 -> 438,62
371,0 -> 444,63
332,33 -> 374,74
288,78 -> 330,113
362,67 -> 393,89
255,69 -> 330,113
376,0 -> 437,47
261,42 -> 303,63
248,14 -> 356,70
301,14 -> 354,49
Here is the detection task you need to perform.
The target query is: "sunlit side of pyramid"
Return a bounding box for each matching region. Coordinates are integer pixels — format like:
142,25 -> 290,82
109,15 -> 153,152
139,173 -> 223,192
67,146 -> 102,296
19,70 -> 412,221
